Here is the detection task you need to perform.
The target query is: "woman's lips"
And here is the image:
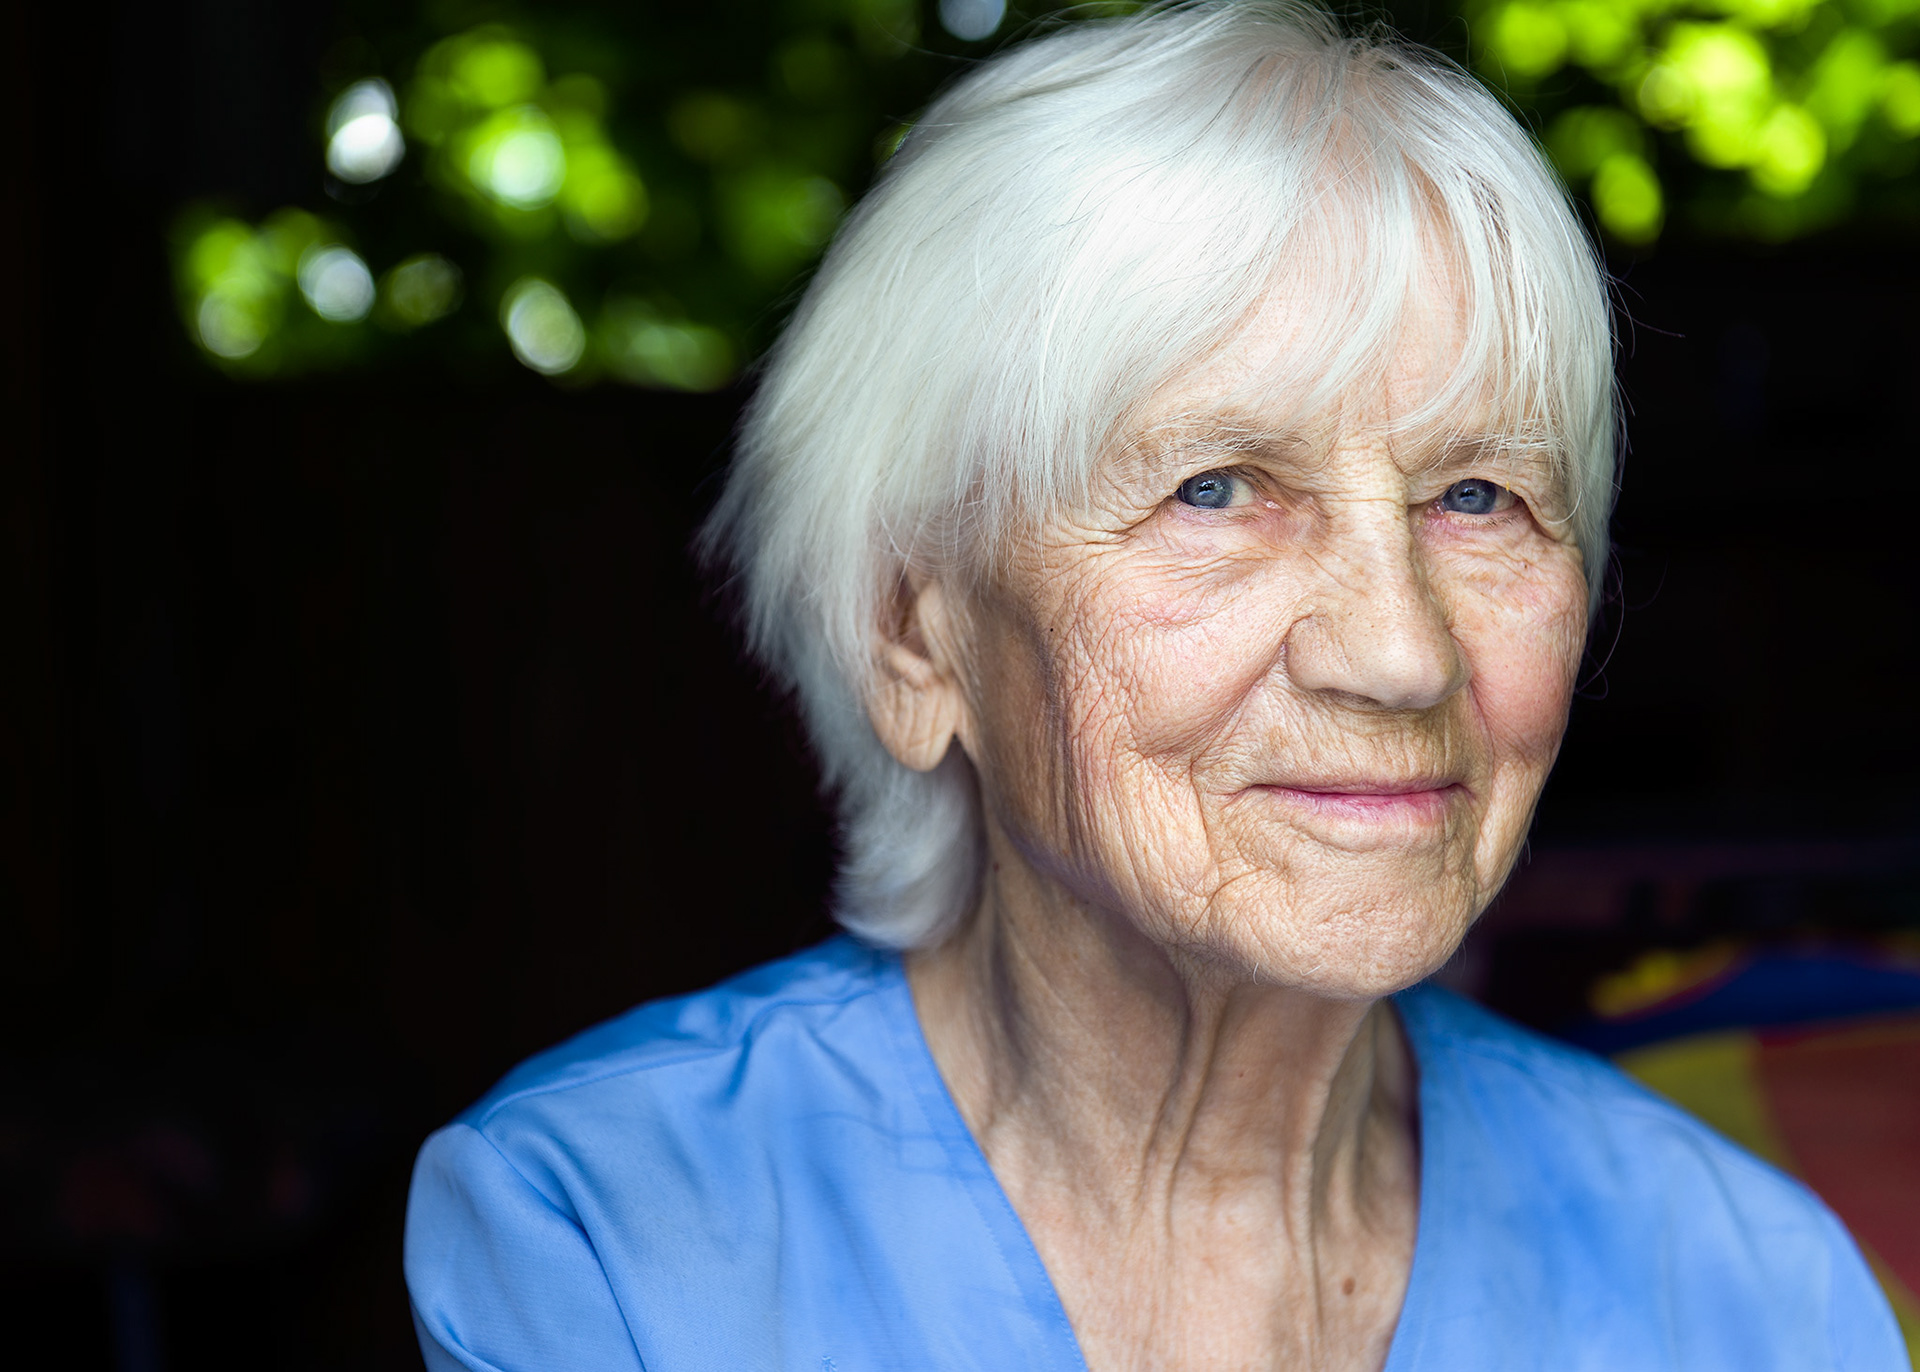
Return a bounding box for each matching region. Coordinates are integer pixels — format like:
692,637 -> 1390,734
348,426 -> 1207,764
1249,781 -> 1467,820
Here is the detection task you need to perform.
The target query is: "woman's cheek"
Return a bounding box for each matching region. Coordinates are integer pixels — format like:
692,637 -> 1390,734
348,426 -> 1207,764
1081,562 -> 1291,757
1449,547 -> 1588,761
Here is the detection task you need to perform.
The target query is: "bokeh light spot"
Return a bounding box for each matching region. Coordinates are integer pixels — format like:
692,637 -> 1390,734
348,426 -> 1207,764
501,277 -> 585,374
1592,151 -> 1665,243
938,0 -> 1006,43
1557,0 -> 1639,70
186,221 -> 265,294
297,245 -> 376,322
326,80 -> 405,184
1882,63 -> 1920,136
599,300 -> 734,391
383,254 -> 463,327
1806,31 -> 1889,149
196,293 -> 270,359
466,107 -> 567,209
452,38 -> 544,109
1486,2 -> 1569,78
176,210 -> 337,364
1751,104 -> 1826,195
1636,63 -> 1693,128
1547,105 -> 1646,179
560,144 -> 649,241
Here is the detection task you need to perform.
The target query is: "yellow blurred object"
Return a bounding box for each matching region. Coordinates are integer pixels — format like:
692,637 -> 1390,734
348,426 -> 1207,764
1591,942 -> 1743,1018
1615,1030 -> 1795,1167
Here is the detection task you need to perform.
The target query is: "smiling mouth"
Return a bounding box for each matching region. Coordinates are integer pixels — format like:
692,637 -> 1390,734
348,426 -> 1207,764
1249,781 -> 1467,819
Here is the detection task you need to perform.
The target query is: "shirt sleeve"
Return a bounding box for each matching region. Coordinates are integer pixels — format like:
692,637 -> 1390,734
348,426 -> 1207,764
405,1122 -> 647,1372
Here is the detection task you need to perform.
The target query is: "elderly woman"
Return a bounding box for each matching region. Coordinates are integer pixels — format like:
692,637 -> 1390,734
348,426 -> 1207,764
404,5 -> 1905,1369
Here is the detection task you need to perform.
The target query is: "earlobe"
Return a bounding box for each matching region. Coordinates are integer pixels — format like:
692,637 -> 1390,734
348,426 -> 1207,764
867,581 -> 968,773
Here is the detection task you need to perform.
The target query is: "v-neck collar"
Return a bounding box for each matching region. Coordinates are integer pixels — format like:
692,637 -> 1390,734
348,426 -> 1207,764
871,947 -> 1444,1371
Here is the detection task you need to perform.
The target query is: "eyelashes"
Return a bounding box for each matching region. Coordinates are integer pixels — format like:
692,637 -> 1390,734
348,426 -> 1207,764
1437,478 -> 1516,516
1174,470 -> 1247,509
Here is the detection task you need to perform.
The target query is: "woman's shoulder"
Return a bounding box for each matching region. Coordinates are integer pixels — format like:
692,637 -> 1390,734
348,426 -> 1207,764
1391,983 -> 1906,1372
407,938 -> 1104,1371
456,934 -> 894,1131
1395,980 -> 1819,1209
435,932 -> 906,1182
413,934 -> 908,1225
405,937 -> 938,1371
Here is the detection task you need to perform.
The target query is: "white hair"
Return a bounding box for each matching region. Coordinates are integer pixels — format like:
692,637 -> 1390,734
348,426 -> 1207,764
701,0 -> 1617,950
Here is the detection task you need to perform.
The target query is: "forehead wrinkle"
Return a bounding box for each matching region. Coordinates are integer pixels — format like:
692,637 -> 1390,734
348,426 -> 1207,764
1394,428 -> 1558,478
1113,406 -> 1325,480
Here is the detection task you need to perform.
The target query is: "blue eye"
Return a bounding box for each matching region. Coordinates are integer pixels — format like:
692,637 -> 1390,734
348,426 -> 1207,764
1176,471 -> 1240,508
1440,478 -> 1509,515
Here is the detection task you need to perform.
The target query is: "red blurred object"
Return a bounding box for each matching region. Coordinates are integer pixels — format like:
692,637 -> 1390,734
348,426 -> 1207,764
1761,1018 -> 1920,1295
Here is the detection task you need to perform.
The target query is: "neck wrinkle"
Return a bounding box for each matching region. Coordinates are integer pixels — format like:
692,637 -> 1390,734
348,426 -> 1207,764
908,826 -> 1400,1250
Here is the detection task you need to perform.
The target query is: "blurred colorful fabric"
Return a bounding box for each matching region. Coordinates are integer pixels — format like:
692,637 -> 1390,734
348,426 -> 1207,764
1563,946 -> 1920,1357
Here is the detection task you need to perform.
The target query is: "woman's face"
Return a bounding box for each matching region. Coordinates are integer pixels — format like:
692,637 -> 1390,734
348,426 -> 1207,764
945,293 -> 1592,998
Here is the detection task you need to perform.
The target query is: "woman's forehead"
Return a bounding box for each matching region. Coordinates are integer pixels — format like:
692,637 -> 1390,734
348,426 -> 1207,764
1126,310 -> 1537,477
1195,261 -> 1474,398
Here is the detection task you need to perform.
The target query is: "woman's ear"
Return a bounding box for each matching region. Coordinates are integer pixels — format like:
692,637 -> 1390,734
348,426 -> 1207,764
868,577 -> 969,773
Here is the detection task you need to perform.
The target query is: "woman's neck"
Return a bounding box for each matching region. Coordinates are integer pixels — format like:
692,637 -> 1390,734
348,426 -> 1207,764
906,831 -> 1420,1371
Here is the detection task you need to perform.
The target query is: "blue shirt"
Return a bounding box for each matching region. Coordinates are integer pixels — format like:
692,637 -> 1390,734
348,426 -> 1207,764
405,936 -> 1908,1371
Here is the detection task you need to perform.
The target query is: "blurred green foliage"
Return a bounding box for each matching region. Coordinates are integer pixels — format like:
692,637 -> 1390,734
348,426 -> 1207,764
171,0 -> 1919,384
173,0 -> 999,385
1471,0 -> 1920,240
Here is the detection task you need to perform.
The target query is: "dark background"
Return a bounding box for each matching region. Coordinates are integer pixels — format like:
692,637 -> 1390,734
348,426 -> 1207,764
5,1 -> 1917,1368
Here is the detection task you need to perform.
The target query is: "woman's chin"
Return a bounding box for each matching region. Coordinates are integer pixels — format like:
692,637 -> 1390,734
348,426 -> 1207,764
1171,883 -> 1477,1001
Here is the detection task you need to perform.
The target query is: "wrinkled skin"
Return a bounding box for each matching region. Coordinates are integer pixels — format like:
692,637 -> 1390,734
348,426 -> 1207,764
872,288 -> 1592,1371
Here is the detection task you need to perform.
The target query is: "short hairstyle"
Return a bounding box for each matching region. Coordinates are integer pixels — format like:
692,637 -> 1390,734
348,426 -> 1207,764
702,0 -> 1616,950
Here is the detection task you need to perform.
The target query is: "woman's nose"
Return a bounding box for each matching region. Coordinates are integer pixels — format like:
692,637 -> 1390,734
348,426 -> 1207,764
1281,522 -> 1467,712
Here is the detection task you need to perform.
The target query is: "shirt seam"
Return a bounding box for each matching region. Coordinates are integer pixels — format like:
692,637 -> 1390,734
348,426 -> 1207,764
469,984 -> 885,1128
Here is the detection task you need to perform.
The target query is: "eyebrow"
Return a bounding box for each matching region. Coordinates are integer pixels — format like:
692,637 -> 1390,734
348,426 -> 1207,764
1127,410 -> 1556,475
1420,432 -> 1562,485
1123,412 -> 1317,470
